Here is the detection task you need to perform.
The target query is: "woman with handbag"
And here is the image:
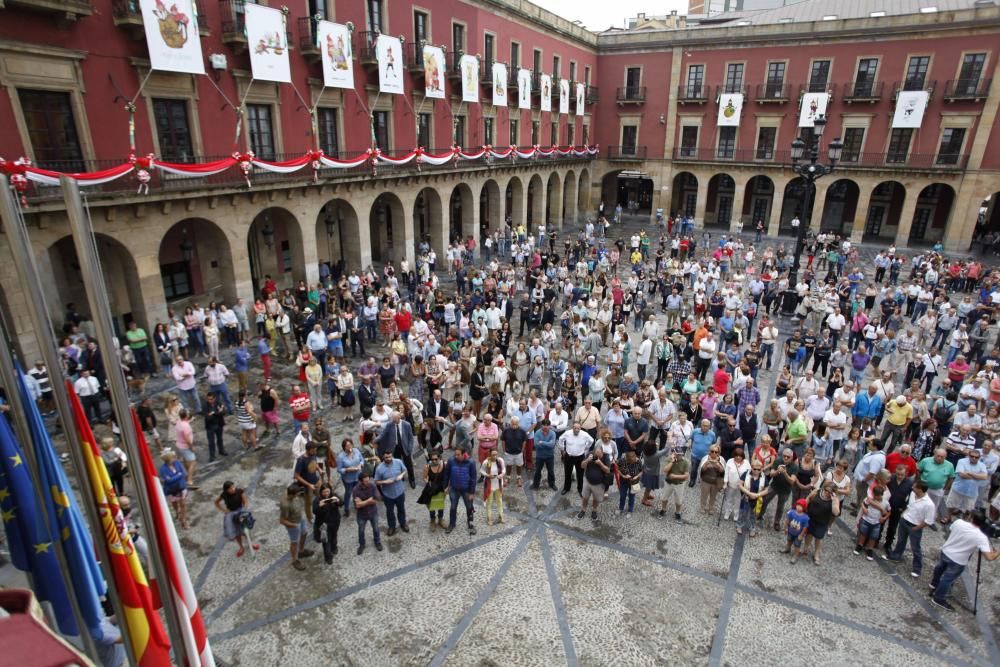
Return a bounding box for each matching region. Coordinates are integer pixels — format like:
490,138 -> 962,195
215,481 -> 260,557
418,451 -> 447,529
616,449 -> 642,515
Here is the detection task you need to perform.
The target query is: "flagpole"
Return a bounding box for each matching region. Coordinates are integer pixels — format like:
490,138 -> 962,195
0,174 -> 120,663
0,310 -> 100,660
57,175 -> 193,666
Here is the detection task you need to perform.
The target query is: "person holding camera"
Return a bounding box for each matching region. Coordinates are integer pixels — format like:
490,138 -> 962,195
312,482 -> 343,564
578,443 -> 612,520
930,510 -> 1000,611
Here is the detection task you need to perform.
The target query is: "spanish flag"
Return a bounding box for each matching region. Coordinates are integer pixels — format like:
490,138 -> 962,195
67,382 -> 171,666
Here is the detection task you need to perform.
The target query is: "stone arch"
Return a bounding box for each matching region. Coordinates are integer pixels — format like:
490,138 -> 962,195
864,181 -> 906,241
505,176 -> 524,226
546,171 -> 562,228
563,169 -> 577,226
577,167 -> 591,215
705,173 -> 736,228
413,186 -> 445,257
819,179 -> 860,235
247,207 -> 306,296
742,175 -> 775,230
528,173 -> 545,228
370,192 -> 407,264
778,177 -> 813,236
671,171 -> 699,218
158,219 -> 238,312
449,182 -> 476,243
480,178 -> 502,237
315,199 -> 362,277
910,183 -> 956,245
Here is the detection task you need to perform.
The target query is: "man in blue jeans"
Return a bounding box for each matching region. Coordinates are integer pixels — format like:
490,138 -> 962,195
352,472 -> 383,555
444,447 -> 478,535
929,510 -> 1000,611
374,452 -> 409,536
883,481 -> 936,577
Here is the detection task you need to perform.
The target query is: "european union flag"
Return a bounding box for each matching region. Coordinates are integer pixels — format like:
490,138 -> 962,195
0,413 -> 76,633
15,369 -> 106,636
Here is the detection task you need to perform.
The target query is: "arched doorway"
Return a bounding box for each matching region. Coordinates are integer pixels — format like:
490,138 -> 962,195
909,184 -> 956,245
563,169 -> 577,226
316,200 -> 362,277
705,174 -> 736,228
546,171 -> 562,227
159,219 -> 238,311
820,179 -> 860,235
414,187 -> 444,256
602,170 -> 653,215
778,177 -> 814,236
743,176 -> 775,229
505,177 -> 524,226
527,174 -> 544,227
864,181 -> 906,241
577,168 -> 591,215
248,207 -> 305,296
49,234 -> 147,336
671,172 -> 698,218
449,183 -> 475,243
480,179 -> 501,238
370,193 -> 406,264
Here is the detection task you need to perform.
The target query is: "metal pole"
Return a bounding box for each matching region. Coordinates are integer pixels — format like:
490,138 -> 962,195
0,174 -> 126,663
789,176 -> 813,286
58,176 -> 193,666
0,309 -> 102,661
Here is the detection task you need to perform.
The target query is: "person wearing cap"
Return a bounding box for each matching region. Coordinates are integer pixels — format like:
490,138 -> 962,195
881,395 -> 913,454
782,499 -> 811,562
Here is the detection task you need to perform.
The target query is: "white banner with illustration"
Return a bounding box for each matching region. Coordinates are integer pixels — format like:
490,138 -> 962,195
540,74 -> 552,112
717,93 -> 743,126
423,45 -> 446,99
376,35 -> 404,94
892,91 -> 929,128
559,79 -> 570,114
318,21 -> 354,89
140,0 -> 205,74
492,62 -> 508,106
460,55 -> 479,103
576,83 -> 585,116
517,68 -> 532,109
799,92 -> 829,127
245,3 -> 290,82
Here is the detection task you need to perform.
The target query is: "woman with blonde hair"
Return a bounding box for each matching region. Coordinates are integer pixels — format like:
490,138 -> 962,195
163,393 -> 182,447
159,449 -> 189,529
480,447 -> 506,525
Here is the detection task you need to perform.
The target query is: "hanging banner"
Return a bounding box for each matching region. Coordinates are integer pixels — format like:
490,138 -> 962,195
799,92 -> 829,127
377,35 -> 404,94
492,62 -> 508,106
892,90 -> 929,129
576,82 -> 585,116
517,68 -> 532,110
245,3 -> 291,83
423,45 -> 446,99
717,93 -> 743,127
540,74 -> 552,112
559,79 -> 570,115
318,20 -> 354,89
140,0 -> 205,74
460,54 -> 480,103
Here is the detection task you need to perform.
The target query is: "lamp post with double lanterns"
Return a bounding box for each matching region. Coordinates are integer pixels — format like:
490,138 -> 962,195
787,114 -> 843,286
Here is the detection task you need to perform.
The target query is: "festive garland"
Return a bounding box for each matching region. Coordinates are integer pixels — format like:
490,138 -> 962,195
0,145 -> 599,201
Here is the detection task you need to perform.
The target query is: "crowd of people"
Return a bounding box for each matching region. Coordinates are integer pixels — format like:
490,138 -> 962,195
34,208 -> 1000,612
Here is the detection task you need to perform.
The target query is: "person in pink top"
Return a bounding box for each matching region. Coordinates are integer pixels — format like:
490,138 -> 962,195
171,355 -> 201,413
476,413 -> 500,463
173,409 -> 199,490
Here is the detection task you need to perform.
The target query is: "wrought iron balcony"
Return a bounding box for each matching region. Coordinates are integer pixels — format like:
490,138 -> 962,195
943,78 -> 991,102
615,86 -> 646,103
677,84 -> 709,104
755,82 -> 790,102
842,79 -> 883,102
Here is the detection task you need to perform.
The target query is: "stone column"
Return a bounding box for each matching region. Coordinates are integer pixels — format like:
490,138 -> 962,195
945,176 -> 990,253
547,177 -> 563,231
399,198 -> 416,267
807,181 -> 830,233
694,182 -> 708,231
852,186 -> 876,244
767,187 -> 784,237
893,191 -> 921,248
730,179 -> 747,234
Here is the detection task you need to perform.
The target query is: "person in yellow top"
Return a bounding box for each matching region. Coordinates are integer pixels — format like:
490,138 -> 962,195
630,249 -> 643,268
881,395 -> 913,453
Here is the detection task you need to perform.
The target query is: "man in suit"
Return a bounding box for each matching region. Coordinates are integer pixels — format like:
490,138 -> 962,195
424,388 -> 449,451
347,309 -> 366,358
376,411 -> 416,487
357,376 -> 377,419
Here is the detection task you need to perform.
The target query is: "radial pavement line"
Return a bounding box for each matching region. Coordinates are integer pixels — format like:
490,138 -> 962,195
205,552 -> 291,625
538,529 -> 579,666
960,565 -> 1000,663
707,532 -> 746,666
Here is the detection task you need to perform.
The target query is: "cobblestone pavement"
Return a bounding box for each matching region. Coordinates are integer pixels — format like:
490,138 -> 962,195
5,213 -> 999,665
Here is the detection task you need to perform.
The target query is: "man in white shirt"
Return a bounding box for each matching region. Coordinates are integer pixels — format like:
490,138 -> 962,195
804,389 -> 830,423
824,400 -> 850,456
776,391 -> 797,421
696,332 -> 717,381
795,371 -> 819,402
833,381 -> 857,412
884,480 -> 938,574
825,308 -> 846,348
636,334 -> 654,382
929,511 -> 1000,610
646,389 -> 677,449
74,369 -> 103,424
558,422 -> 595,496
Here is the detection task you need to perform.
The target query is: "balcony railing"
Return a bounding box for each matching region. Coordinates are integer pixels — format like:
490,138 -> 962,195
842,79 -> 883,102
671,146 -> 968,170
298,16 -> 320,55
7,0 -> 93,21
677,84 -> 709,103
357,31 -> 378,65
479,59 -> 495,83
607,145 -> 647,159
585,85 -> 599,103
804,81 -> 830,93
715,85 -> 750,100
616,86 -> 646,103
943,78 -> 991,101
892,80 -> 936,101
115,0 -> 208,36
755,82 -> 790,102
405,42 -> 426,72
220,0 -> 247,45
446,52 -> 464,78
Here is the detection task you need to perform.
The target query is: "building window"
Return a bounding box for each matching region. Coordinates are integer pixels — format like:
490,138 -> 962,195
553,55 -> 561,79
161,261 -> 192,300
533,48 -> 542,74
717,127 -> 736,158
799,126 -> 815,147
509,119 -> 519,146
413,10 -> 428,42
569,62 -> 577,83
686,65 -> 704,97
18,88 -> 84,169
510,42 -> 520,69
417,112 -> 431,148
584,66 -> 591,86
454,116 -> 466,146
452,23 -> 465,54
483,117 -> 494,145
840,127 -> 864,163
886,128 -> 913,163
567,123 -> 574,146
724,63 -> 744,93
484,33 -> 494,65
680,126 -> 698,157
530,121 -> 539,145
957,53 -> 986,94
373,110 -> 390,150
936,127 -> 966,165
551,122 -> 558,145
755,127 -> 776,159
808,60 -> 830,92
853,58 -> 879,96
246,103 -> 275,160
153,98 -> 194,163
367,0 -> 384,33
765,62 -> 785,96
621,125 -> 638,154
904,56 -> 930,90
316,107 -> 339,156
625,67 -> 641,97
583,124 -> 589,145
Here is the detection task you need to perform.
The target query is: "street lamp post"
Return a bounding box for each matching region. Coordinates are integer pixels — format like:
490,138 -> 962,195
788,114 -> 843,285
